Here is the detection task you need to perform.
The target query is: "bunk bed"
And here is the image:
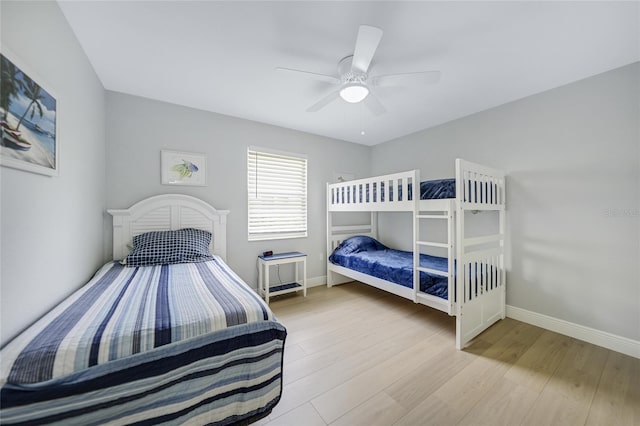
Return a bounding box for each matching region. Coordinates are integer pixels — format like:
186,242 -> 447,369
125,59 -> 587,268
0,195 -> 286,425
326,159 -> 506,349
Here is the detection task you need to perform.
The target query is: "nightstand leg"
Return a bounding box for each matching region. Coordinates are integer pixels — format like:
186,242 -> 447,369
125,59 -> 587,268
303,258 -> 307,297
265,265 -> 270,305
258,262 -> 263,299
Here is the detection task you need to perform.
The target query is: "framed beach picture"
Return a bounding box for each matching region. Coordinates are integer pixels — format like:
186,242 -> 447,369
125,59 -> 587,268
0,47 -> 59,176
161,150 -> 207,186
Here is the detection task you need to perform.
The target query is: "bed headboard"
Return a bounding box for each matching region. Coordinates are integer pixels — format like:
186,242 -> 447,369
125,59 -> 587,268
327,212 -> 378,253
108,194 -> 230,262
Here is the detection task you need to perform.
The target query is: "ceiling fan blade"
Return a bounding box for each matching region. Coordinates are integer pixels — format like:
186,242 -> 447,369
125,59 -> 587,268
276,67 -> 341,84
363,92 -> 386,116
370,71 -> 441,87
306,90 -> 341,112
351,25 -> 383,74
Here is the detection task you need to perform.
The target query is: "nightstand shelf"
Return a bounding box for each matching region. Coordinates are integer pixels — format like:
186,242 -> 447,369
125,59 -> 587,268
258,252 -> 307,304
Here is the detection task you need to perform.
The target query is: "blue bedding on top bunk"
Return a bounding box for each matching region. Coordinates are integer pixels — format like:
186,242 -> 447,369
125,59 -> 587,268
328,236 -> 449,299
418,178 -> 456,200
357,178 -> 455,202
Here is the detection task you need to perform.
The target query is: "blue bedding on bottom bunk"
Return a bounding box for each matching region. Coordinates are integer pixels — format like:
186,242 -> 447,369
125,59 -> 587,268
329,236 -> 449,299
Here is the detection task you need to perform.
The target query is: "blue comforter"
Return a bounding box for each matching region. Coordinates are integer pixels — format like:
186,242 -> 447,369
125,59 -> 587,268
356,178 -> 455,203
418,178 -> 456,199
0,258 -> 286,425
329,236 -> 449,299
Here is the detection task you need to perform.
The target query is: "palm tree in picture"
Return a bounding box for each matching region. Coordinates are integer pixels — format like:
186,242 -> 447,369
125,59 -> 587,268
16,75 -> 45,131
0,56 -> 24,122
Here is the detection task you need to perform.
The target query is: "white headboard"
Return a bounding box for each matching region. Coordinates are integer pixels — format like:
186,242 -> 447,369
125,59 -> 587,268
108,194 -> 230,262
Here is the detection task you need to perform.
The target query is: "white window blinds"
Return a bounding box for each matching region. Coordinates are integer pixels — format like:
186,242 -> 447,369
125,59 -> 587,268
247,148 -> 308,241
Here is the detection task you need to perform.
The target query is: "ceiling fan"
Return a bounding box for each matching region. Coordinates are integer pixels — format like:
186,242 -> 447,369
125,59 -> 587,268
276,25 -> 441,115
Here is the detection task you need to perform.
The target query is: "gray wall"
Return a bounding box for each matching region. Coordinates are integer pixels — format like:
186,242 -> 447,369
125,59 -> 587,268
105,91 -> 370,287
1,1 -> 636,349
0,2 -> 107,345
372,63 -> 639,341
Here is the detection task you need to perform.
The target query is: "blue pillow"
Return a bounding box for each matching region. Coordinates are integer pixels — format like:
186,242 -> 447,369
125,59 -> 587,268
333,235 -> 387,255
124,228 -> 213,267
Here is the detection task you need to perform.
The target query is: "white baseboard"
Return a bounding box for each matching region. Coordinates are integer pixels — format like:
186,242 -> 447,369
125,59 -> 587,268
506,305 -> 640,359
265,279 -> 638,358
307,275 -> 327,288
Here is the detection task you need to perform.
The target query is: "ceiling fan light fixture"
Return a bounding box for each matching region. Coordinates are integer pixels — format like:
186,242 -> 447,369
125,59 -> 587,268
340,83 -> 369,103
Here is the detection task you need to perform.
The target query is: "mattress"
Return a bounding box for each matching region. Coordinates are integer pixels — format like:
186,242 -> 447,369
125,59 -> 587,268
0,257 -> 286,425
329,236 -> 448,299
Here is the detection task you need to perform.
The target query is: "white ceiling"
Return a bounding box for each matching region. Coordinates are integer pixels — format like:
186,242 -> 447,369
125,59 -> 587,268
58,1 -> 639,146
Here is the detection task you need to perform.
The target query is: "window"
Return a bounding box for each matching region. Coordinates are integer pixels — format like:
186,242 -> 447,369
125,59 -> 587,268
247,147 -> 307,241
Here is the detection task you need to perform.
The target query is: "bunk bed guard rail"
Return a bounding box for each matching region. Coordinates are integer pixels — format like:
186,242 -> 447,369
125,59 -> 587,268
328,170 -> 419,212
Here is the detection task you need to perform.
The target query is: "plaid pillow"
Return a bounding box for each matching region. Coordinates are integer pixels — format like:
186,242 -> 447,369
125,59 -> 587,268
124,228 -> 213,267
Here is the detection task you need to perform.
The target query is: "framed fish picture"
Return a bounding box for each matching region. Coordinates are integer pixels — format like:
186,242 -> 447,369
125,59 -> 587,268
161,150 -> 206,186
1,47 -> 59,176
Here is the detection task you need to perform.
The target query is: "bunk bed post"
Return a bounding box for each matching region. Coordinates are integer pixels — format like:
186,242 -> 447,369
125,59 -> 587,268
455,160 -> 465,350
499,204 -> 506,319
371,212 -> 378,240
412,169 -> 420,303
326,182 -> 334,287
447,200 -> 455,316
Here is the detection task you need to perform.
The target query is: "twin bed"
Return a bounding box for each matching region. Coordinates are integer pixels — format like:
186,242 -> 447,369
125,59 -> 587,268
327,159 -> 506,349
0,195 -> 286,425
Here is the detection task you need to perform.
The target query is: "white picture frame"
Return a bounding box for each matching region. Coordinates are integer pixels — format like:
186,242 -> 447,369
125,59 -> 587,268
161,150 -> 206,186
1,46 -> 60,177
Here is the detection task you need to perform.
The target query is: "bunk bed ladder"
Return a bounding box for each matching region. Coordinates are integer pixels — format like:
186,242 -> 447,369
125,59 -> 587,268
447,207 -> 455,316
412,170 -> 420,303
414,205 -> 455,315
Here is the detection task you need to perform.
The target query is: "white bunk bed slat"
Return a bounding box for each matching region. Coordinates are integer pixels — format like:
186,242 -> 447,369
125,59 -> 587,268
330,224 -> 374,233
328,203 -> 415,212
328,263 -> 414,300
416,214 -> 448,219
463,234 -> 504,247
416,241 -> 449,248
416,292 -> 449,312
461,247 -> 503,264
416,266 -> 449,277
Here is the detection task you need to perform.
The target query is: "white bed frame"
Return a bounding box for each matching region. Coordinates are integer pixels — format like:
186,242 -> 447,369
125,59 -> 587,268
108,194 -> 230,261
327,159 -> 506,349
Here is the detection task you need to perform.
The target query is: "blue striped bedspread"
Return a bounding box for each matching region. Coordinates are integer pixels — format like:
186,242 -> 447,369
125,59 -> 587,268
0,257 -> 286,425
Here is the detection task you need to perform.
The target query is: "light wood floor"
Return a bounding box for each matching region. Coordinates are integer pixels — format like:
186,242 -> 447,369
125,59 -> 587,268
255,282 -> 639,426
